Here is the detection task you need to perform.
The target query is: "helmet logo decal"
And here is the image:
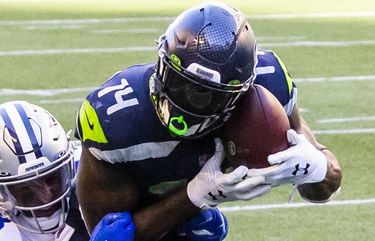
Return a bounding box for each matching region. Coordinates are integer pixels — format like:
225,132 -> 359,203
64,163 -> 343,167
24,162 -> 45,172
229,80 -> 240,85
187,63 -> 221,83
196,68 -> 214,79
170,54 -> 182,71
0,106 -> 27,164
15,104 -> 43,158
169,115 -> 188,136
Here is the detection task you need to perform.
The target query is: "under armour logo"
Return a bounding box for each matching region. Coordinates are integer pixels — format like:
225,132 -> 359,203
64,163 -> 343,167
292,163 -> 310,176
208,190 -> 227,200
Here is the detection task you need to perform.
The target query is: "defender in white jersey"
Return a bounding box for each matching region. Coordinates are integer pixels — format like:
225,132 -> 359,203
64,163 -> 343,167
0,101 -> 90,241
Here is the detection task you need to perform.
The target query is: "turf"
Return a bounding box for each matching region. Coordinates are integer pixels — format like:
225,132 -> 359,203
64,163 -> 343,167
0,1 -> 374,240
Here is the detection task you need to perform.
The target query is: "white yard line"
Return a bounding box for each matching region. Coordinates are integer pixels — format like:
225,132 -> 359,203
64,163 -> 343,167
294,75 -> 375,83
314,128 -> 375,135
318,116 -> 375,123
25,25 -> 84,30
219,198 -> 375,212
0,47 -> 155,56
0,87 -> 93,96
38,98 -> 83,104
0,40 -> 374,57
298,108 -> 309,113
91,28 -> 159,34
0,12 -> 374,26
1,75 -> 373,97
0,17 -> 174,26
256,36 -> 306,41
247,12 -> 375,19
260,40 -> 375,48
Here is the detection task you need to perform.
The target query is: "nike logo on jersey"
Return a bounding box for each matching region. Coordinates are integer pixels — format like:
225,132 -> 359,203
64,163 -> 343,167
85,111 -> 94,130
192,229 -> 215,236
79,99 -> 108,143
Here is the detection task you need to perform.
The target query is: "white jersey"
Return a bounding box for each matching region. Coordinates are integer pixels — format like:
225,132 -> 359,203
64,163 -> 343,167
0,221 -> 76,241
0,222 -> 22,240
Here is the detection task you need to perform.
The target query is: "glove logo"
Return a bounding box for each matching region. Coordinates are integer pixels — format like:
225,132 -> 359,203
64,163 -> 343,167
292,163 -> 310,176
208,190 -> 227,201
192,229 -> 215,236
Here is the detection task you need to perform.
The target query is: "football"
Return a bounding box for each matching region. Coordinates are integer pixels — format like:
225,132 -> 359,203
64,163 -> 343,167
222,84 -> 290,169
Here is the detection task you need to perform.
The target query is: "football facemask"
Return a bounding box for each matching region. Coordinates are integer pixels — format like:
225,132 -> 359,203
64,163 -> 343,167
151,53 -> 255,138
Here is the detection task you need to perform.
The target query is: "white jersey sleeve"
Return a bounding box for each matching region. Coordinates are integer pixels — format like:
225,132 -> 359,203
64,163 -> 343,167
0,222 -> 22,241
0,222 -> 77,241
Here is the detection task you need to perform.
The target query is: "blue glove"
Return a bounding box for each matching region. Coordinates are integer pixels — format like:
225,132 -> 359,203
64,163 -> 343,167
0,216 -> 10,230
176,208 -> 228,241
90,212 -> 135,241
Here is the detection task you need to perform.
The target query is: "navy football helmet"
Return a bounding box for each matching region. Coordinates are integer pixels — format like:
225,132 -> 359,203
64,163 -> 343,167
150,2 -> 257,138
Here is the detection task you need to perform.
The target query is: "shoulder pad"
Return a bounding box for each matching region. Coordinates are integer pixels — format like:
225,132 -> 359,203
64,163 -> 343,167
255,49 -> 297,116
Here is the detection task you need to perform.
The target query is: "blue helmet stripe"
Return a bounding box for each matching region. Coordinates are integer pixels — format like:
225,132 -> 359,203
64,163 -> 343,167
0,107 -> 27,164
15,104 -> 43,159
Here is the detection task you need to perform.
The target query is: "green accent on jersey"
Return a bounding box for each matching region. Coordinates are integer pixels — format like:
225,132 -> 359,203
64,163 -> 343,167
169,115 -> 188,136
79,99 -> 108,143
170,53 -> 182,71
151,94 -> 157,104
271,51 -> 293,95
229,80 -> 241,85
148,179 -> 187,196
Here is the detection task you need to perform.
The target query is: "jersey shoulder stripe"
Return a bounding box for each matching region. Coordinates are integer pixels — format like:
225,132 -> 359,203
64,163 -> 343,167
254,49 -> 297,115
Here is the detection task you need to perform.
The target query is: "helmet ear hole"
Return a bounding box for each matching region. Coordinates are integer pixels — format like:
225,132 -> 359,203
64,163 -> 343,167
0,171 -> 10,177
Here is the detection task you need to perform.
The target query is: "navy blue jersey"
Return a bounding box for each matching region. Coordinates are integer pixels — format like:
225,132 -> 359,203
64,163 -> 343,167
65,187 -> 90,241
75,50 -> 296,201
255,49 -> 297,116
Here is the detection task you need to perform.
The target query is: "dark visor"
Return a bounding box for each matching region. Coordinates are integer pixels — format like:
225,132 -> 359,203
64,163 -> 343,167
161,58 -> 243,116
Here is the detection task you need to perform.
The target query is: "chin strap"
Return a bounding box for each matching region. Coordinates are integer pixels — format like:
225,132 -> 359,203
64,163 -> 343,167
287,184 -> 299,203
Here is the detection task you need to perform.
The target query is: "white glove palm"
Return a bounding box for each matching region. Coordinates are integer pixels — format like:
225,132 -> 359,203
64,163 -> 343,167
248,129 -> 327,186
187,138 -> 271,209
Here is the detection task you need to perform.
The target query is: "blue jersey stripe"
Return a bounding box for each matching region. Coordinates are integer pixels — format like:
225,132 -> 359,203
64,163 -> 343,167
0,107 -> 27,164
15,104 -> 43,159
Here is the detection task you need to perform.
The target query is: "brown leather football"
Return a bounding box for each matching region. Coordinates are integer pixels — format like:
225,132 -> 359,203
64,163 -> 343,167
222,84 -> 290,169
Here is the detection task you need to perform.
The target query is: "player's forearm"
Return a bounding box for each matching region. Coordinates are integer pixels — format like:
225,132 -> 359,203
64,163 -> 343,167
298,149 -> 342,202
133,188 -> 200,241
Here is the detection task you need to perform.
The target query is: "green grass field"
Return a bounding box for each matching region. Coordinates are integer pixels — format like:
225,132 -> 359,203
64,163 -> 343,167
0,0 -> 374,240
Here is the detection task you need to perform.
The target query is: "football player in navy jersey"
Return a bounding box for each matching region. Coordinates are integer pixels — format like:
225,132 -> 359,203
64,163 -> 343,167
75,2 -> 342,241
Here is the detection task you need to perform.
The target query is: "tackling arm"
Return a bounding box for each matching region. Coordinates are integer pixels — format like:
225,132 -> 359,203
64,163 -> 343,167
288,105 -> 342,202
76,146 -> 201,241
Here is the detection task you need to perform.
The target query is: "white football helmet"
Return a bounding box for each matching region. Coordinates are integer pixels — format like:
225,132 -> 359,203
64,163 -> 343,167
0,101 -> 74,234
